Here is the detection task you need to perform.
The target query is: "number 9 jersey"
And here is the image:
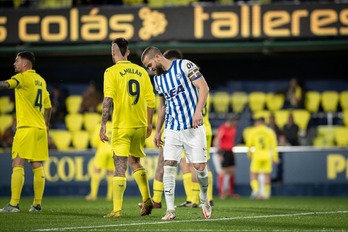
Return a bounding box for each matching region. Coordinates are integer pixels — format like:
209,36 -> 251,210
103,60 -> 155,129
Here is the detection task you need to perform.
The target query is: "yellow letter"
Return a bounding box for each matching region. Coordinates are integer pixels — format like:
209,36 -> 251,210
81,8 -> 107,41
18,16 -> 40,42
109,15 -> 134,40
58,157 -> 75,182
327,154 -> 346,179
44,157 -> 59,182
264,11 -> 290,37
41,16 -> 67,41
291,9 -> 308,36
311,9 -> 338,36
194,6 -> 209,39
211,12 -> 239,38
340,9 -> 348,35
70,8 -> 79,41
75,157 -> 89,181
0,17 -> 7,42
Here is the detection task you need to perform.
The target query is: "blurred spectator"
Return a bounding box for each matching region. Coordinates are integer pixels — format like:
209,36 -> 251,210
50,85 -> 68,129
267,113 -> 283,142
282,113 -> 299,146
213,116 -> 239,199
79,81 -> 103,113
0,116 -> 16,149
278,134 -> 290,146
282,78 -> 304,109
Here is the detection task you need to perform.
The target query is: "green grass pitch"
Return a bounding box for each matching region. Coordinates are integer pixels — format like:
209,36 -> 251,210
0,196 -> 347,231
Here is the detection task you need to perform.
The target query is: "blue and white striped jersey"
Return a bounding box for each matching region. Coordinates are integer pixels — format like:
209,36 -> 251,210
154,59 -> 203,130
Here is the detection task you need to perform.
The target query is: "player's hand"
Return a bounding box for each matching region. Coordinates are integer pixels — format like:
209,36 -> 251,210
99,125 -> 109,143
192,113 -> 203,129
154,131 -> 163,148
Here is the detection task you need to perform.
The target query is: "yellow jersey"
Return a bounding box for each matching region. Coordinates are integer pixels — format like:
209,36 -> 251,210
6,69 -> 51,129
246,125 -> 279,162
103,60 -> 155,129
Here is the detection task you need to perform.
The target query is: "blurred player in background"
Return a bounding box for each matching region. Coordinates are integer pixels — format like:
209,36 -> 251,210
246,117 -> 279,199
0,51 -> 51,213
100,38 -> 155,218
86,121 -> 114,201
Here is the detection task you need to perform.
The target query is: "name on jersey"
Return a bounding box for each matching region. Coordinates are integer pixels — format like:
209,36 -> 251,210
35,80 -> 42,86
120,68 -> 142,77
164,84 -> 184,98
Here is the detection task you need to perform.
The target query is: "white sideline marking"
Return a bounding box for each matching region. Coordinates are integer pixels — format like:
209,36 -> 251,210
33,210 -> 348,231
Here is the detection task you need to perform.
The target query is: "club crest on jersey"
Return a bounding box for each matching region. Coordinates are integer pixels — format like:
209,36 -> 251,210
164,84 -> 184,98
176,73 -> 182,79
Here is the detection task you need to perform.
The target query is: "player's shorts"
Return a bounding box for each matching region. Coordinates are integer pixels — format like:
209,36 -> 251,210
163,125 -> 207,164
218,150 -> 235,168
93,143 -> 114,171
12,127 -> 49,162
182,134 -> 212,162
112,127 -> 146,158
250,156 -> 272,174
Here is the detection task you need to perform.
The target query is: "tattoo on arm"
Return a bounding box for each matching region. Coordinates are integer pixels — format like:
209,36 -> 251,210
101,97 -> 113,125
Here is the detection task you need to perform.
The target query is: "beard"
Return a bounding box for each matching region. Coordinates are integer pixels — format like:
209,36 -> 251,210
154,63 -> 165,75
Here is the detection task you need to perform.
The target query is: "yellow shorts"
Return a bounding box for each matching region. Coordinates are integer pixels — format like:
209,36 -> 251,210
250,156 -> 272,174
93,143 -> 114,171
12,127 -> 49,161
112,127 -> 146,158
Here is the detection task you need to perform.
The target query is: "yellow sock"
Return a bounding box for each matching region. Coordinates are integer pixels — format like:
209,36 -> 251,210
106,175 -> 113,200
90,172 -> 102,198
10,166 -> 24,206
33,166 -> 45,206
182,173 -> 192,202
112,176 -> 126,212
152,179 -> 163,203
264,184 -> 271,198
191,182 -> 200,205
208,171 -> 213,202
251,179 -> 259,193
133,168 -> 151,202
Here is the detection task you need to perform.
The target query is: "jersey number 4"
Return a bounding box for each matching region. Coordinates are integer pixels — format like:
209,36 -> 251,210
34,89 -> 43,111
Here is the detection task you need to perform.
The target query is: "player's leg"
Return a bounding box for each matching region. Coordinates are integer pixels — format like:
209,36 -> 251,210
105,153 -> 115,201
205,134 -> 214,206
104,128 -> 130,218
86,167 -> 102,201
189,164 -> 200,208
250,158 -> 261,199
0,155 -> 25,212
262,158 -> 273,199
129,127 -> 153,216
161,129 -> 182,220
178,156 -> 193,207
152,147 -> 164,208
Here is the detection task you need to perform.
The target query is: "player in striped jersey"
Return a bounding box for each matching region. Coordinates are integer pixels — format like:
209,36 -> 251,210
141,47 -> 212,220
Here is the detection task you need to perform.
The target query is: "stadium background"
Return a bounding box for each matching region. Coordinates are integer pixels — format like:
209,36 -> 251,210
0,0 -> 348,197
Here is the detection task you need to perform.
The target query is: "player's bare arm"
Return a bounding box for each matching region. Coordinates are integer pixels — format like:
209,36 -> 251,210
154,96 -> 166,148
44,108 -> 52,133
0,81 -> 10,89
192,77 -> 209,128
100,97 -> 113,143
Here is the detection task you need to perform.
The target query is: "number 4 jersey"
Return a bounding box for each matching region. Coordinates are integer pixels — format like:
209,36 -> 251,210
6,70 -> 51,129
103,60 -> 155,129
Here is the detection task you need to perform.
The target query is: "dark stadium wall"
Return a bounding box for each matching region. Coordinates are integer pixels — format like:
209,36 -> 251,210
0,50 -> 347,93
